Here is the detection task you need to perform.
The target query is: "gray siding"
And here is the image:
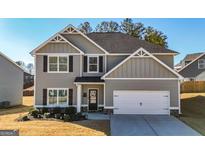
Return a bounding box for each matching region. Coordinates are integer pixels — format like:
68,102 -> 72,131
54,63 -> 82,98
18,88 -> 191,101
82,84 -> 104,106
179,55 -> 205,78
62,34 -> 105,54
105,80 -> 179,108
35,55 -> 81,105
0,55 -> 23,106
106,55 -> 128,71
36,43 -> 80,53
107,57 -> 177,78
155,55 -> 174,68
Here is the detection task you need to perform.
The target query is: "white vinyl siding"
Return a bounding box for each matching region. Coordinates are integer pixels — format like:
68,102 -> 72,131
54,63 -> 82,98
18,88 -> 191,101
48,56 -> 68,73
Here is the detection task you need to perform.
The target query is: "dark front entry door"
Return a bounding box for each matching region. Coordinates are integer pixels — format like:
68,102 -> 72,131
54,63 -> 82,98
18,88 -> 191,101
89,89 -> 98,111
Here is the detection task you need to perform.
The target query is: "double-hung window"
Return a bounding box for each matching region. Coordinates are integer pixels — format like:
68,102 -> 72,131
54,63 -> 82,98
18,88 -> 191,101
88,56 -> 98,73
48,56 -> 68,72
48,88 -> 68,106
198,59 -> 205,69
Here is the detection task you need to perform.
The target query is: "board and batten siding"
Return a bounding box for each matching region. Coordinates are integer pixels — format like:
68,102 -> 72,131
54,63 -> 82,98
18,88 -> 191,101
62,34 -> 105,54
36,43 -> 80,53
155,55 -> 174,68
106,57 -> 177,78
0,54 -> 23,106
106,55 -> 128,71
105,80 -> 179,108
35,55 -> 81,105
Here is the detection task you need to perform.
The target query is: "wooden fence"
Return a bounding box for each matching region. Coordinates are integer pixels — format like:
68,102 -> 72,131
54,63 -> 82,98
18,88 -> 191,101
181,81 -> 205,93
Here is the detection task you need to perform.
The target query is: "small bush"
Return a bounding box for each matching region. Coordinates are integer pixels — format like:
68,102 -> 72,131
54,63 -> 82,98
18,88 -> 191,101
64,107 -> 77,115
54,113 -> 62,119
44,112 -> 51,118
50,107 -> 61,114
17,115 -> 30,121
29,109 -> 39,118
64,114 -> 71,122
39,108 -> 48,114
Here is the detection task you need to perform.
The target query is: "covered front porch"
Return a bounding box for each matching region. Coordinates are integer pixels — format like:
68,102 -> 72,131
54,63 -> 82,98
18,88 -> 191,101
74,77 -> 105,112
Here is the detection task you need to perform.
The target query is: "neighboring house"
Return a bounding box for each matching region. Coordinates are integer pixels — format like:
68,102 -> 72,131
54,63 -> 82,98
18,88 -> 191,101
175,52 -> 203,71
178,52 -> 205,81
30,25 -> 183,115
24,71 -> 34,84
0,52 -> 24,106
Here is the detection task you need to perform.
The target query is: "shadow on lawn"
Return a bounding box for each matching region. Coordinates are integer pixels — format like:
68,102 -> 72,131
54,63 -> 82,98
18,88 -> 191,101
0,105 -> 33,116
73,120 -> 110,135
181,95 -> 205,117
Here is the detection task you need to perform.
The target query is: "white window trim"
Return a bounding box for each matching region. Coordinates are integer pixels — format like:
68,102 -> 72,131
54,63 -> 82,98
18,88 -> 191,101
48,56 -> 69,73
198,59 -> 205,69
47,88 -> 69,106
87,55 -> 99,73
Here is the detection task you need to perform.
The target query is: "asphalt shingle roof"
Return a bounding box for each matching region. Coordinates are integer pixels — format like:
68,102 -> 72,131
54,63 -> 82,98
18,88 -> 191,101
86,32 -> 178,54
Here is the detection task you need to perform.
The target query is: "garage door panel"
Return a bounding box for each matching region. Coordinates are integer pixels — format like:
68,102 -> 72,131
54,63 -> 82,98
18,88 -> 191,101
113,91 -> 170,115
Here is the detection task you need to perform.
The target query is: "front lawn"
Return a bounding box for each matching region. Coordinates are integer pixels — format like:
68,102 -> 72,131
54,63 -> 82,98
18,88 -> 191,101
180,93 -> 205,135
0,97 -> 110,136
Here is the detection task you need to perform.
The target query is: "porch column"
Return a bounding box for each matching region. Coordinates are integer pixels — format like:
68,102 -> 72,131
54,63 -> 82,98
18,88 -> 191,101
76,84 -> 82,112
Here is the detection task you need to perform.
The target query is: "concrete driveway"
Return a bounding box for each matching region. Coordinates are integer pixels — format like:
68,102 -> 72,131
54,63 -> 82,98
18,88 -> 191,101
110,115 -> 200,136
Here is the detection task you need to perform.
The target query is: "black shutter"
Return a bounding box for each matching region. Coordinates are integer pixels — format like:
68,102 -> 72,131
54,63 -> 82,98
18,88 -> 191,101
43,89 -> 47,105
83,56 -> 87,72
69,56 -> 73,72
69,89 -> 73,105
43,56 -> 48,72
99,56 -> 103,72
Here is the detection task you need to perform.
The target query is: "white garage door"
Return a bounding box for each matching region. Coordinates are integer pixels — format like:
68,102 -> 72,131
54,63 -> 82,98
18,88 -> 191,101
113,91 -> 170,115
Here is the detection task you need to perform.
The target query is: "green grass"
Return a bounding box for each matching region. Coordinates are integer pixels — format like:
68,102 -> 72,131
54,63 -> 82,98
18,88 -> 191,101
179,93 -> 205,135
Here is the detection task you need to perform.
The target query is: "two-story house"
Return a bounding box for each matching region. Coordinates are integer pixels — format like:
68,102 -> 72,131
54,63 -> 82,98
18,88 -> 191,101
177,52 -> 205,81
30,25 -> 183,115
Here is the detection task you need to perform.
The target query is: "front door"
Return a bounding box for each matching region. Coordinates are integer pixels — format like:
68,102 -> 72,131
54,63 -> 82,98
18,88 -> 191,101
88,89 -> 98,111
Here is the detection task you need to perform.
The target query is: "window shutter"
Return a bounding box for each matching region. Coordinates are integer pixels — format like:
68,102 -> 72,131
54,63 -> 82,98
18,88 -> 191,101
43,89 -> 47,105
69,89 -> 73,105
69,56 -> 73,72
99,56 -> 103,72
83,56 -> 87,72
43,56 -> 48,72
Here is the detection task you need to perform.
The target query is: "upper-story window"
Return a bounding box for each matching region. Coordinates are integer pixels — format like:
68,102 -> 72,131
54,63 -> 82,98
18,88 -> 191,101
88,56 -> 98,73
198,59 -> 205,69
48,56 -> 68,72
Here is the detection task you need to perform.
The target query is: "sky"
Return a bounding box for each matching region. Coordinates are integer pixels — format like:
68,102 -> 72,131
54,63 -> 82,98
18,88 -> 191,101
0,18 -> 205,64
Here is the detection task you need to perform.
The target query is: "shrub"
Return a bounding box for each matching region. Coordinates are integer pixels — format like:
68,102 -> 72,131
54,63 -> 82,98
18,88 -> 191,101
44,112 -> 51,118
64,107 -> 77,115
64,114 -> 71,122
39,108 -> 48,114
29,109 -> 39,118
17,115 -> 30,121
54,113 -> 62,119
50,107 -> 61,114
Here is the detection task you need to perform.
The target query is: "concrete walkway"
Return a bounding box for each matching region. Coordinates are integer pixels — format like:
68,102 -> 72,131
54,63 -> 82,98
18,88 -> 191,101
110,115 -> 201,136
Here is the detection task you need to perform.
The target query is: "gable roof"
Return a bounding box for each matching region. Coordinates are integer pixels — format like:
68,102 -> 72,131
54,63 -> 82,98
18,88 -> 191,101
102,47 -> 183,79
30,33 -> 84,55
178,52 -> 205,72
0,51 -> 24,72
183,52 -> 203,62
87,32 -> 178,54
